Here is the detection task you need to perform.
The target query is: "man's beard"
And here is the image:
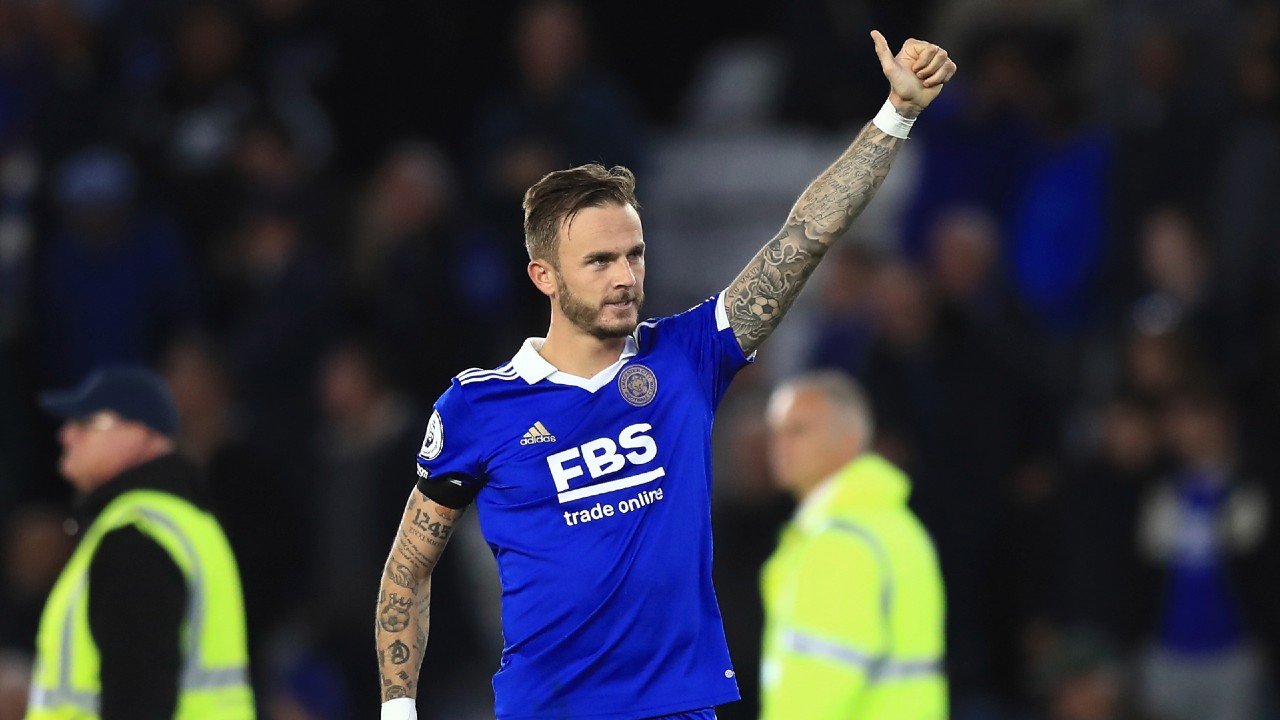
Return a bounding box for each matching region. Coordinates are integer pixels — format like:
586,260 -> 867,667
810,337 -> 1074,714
556,277 -> 643,340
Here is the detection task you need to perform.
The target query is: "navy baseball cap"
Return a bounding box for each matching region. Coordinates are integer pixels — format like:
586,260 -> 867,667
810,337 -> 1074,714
39,366 -> 180,437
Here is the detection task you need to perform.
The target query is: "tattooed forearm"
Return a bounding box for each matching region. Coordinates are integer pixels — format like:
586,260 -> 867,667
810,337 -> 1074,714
376,577 -> 432,701
726,123 -> 903,353
387,562 -> 419,591
389,640 -> 410,664
379,592 -> 413,632
376,490 -> 464,704
397,534 -> 438,573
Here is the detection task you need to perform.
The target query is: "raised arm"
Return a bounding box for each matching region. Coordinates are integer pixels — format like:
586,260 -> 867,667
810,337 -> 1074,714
725,31 -> 957,355
376,488 -> 465,714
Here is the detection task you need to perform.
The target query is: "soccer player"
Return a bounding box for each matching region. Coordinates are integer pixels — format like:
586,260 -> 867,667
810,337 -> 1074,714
376,31 -> 957,720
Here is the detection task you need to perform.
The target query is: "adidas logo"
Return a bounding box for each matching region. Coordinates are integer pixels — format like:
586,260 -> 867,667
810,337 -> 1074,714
520,421 -> 557,445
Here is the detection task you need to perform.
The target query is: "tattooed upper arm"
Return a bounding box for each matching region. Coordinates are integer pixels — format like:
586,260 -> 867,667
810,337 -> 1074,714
393,488 -> 463,581
724,123 -> 903,354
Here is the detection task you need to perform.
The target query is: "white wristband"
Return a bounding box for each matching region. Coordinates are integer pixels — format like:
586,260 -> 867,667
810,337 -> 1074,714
871,99 -> 916,139
381,697 -> 418,720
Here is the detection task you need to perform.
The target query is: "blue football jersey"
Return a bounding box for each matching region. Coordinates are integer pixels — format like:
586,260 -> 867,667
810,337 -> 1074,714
415,292 -> 751,719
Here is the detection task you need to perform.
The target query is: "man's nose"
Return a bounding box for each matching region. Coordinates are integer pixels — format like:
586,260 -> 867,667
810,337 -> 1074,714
611,260 -> 636,287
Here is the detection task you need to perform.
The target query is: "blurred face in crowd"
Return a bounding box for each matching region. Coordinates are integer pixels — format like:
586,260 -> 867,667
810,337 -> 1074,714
541,203 -> 646,341
817,246 -> 876,316
517,0 -> 586,94
320,347 -> 383,427
240,213 -> 301,277
1135,28 -> 1185,94
57,412 -> 171,493
872,261 -> 933,348
930,207 -> 998,301
178,3 -> 242,84
1100,401 -> 1159,471
372,150 -> 449,237
235,125 -> 299,189
1164,398 -> 1233,468
163,340 -> 229,428
1124,332 -> 1186,397
4,507 -> 73,594
974,42 -> 1038,109
766,386 -> 863,499
1140,209 -> 1204,303
1049,670 -> 1121,720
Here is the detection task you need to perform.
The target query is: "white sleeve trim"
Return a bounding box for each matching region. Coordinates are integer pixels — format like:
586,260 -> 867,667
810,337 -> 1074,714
715,289 -> 757,362
714,290 -> 731,332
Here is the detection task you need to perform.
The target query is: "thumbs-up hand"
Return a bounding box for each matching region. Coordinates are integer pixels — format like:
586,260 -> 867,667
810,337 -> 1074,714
870,30 -> 957,117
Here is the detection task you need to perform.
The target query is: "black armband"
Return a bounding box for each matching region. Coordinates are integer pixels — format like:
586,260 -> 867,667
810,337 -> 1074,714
417,472 -> 481,509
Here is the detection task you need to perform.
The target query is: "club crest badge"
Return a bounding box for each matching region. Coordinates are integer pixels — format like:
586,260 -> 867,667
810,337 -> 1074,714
419,410 -> 443,460
618,364 -> 658,407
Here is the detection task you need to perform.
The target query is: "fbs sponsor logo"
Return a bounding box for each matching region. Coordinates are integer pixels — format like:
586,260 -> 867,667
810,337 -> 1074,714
520,421 -> 557,445
546,423 -> 662,504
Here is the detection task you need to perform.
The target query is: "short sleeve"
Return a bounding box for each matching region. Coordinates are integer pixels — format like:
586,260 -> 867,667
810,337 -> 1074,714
415,381 -> 487,508
644,291 -> 753,407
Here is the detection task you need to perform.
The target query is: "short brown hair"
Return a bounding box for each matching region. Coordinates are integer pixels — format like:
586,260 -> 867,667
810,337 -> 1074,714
522,163 -> 640,264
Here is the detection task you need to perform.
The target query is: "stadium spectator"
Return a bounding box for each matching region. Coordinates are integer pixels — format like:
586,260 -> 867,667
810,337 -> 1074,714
803,243 -> 882,379
761,370 -> 947,718
348,143 -> 508,401
1137,390 -> 1278,720
30,365 -> 255,717
216,196 -> 341,482
32,146 -> 201,388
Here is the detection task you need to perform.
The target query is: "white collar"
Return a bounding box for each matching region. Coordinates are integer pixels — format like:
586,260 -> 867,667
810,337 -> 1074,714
510,335 -> 639,391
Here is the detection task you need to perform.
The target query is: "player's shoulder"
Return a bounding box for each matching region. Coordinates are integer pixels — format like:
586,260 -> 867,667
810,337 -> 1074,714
632,292 -> 723,349
453,361 -> 520,389
425,362 -> 520,439
429,362 -> 522,412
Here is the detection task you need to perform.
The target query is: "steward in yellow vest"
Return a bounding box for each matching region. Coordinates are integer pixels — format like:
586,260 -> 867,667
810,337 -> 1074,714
761,371 -> 946,719
28,366 -> 254,719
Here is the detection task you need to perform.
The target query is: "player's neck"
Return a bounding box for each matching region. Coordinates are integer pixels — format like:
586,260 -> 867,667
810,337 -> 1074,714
540,322 -> 628,379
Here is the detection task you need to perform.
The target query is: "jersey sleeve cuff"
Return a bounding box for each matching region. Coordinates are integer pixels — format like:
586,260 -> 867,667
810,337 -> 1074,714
715,290 -> 757,363
417,473 -> 481,508
714,290 -> 732,332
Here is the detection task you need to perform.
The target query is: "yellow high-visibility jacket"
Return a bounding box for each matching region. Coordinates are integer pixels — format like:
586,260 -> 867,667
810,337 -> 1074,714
761,454 -> 947,719
27,489 -> 254,719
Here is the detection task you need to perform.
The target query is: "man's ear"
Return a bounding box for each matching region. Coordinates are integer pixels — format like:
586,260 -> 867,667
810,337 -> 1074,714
528,259 -> 557,298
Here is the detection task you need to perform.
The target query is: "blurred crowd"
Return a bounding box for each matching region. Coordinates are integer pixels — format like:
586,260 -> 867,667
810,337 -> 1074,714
0,0 -> 1278,719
